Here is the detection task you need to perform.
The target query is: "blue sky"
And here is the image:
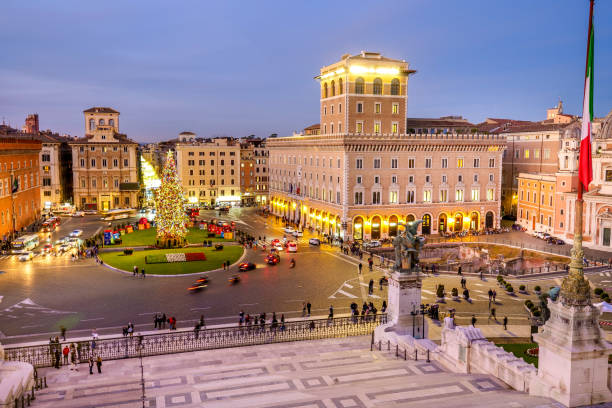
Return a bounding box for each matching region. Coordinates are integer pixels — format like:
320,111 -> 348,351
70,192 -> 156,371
1,0 -> 610,142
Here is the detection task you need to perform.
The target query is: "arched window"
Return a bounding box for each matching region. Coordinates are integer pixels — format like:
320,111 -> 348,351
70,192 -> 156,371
373,78 -> 382,95
438,213 -> 447,233
89,119 -> 95,130
371,216 -> 381,239
330,80 -> 336,97
323,83 -> 328,98
470,211 -> 479,230
355,77 -> 364,94
99,119 -> 105,126
389,215 -> 398,236
108,119 -> 115,127
353,216 -> 363,240
486,211 -> 494,229
454,213 -> 463,232
391,78 -> 400,95
422,214 -> 431,234
338,78 -> 343,94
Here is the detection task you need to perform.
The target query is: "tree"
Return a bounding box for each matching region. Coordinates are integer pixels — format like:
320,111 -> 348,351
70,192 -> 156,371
154,151 -> 187,247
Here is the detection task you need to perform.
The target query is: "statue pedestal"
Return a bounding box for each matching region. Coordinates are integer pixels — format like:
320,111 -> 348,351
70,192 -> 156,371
530,299 -> 612,407
385,271 -> 427,338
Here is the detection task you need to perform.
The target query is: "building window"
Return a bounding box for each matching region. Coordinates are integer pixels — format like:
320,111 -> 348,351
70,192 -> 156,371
42,154 -> 50,162
489,174 -> 494,182
102,159 -> 107,167
489,158 -> 495,168
373,78 -> 382,95
80,159 -> 85,167
391,78 -> 400,95
487,188 -> 495,201
354,191 -> 363,205
389,191 -> 398,203
89,119 -> 95,130
407,190 -> 415,203
356,102 -> 363,113
372,191 -> 381,204
544,149 -> 551,159
441,158 -> 448,168
455,189 -> 464,201
373,158 -> 381,169
42,178 -> 51,186
391,158 -> 398,169
425,158 -> 432,169
457,158 -> 464,168
392,122 -> 398,134
374,122 -> 381,134
375,103 -> 381,114
525,149 -> 530,159
356,176 -> 362,184
408,159 -> 415,169
356,122 -> 363,133
91,159 -> 96,167
356,158 -> 363,169
355,77 -> 364,94
473,174 -> 478,182
423,190 -> 432,203
374,176 -> 380,184
440,189 -> 448,202
392,103 -> 399,114
442,175 -> 447,183
473,158 -> 479,168
471,188 -> 480,201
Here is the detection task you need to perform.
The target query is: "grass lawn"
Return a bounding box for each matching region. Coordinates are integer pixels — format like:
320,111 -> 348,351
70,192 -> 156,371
110,227 -> 233,247
100,245 -> 244,275
498,343 -> 538,367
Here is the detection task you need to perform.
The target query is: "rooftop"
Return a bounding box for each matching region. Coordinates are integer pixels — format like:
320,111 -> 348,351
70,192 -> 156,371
83,107 -> 119,114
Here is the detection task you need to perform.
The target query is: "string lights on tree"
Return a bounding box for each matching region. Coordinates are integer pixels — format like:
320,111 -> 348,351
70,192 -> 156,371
155,151 -> 187,247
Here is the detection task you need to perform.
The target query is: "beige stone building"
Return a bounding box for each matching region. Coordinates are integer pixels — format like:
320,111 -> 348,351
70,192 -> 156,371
174,134 -> 241,206
268,52 -> 506,240
71,107 -> 139,210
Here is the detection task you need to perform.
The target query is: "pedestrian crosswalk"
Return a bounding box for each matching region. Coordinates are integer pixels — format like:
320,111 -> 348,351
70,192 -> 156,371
599,271 -> 612,277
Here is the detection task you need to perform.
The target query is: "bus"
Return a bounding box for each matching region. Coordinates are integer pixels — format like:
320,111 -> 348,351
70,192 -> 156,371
100,208 -> 136,221
12,234 -> 40,253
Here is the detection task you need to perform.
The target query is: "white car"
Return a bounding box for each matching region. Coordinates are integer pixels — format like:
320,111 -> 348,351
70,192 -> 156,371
274,243 -> 284,252
283,226 -> 295,234
363,240 -> 381,249
70,229 -> 83,237
292,230 -> 303,237
287,242 -> 298,252
308,238 -> 321,246
58,244 -> 71,253
18,251 -> 34,261
73,211 -> 84,217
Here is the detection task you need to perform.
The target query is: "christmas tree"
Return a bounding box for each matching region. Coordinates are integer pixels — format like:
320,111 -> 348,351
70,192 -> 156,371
155,151 -> 187,247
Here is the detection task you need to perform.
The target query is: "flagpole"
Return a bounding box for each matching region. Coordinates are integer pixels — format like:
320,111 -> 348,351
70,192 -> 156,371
560,0 -> 594,306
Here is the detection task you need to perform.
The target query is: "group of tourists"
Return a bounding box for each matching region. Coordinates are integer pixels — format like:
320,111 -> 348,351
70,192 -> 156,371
48,337 -> 103,374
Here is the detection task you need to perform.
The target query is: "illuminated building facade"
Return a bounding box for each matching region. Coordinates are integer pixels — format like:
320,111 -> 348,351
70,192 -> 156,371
71,107 -> 139,210
268,52 -> 505,240
174,135 -> 241,206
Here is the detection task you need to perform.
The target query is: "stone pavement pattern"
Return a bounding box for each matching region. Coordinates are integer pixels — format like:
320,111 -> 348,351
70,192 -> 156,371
31,336 -> 566,408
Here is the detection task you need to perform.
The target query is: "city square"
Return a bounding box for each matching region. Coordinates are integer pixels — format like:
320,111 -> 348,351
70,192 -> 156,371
1,1 -> 612,407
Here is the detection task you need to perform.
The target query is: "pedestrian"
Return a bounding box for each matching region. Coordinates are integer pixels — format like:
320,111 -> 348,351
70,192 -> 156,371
154,314 -> 159,329
328,305 -> 334,319
503,316 -> 508,330
70,346 -> 78,371
382,300 -> 387,313
60,326 -> 66,341
133,265 -> 138,277
488,289 -> 493,301
96,356 -> 102,374
127,323 -> 133,337
306,301 -> 311,316
194,323 -> 200,339
458,266 -> 462,276
309,320 -> 315,331
471,315 -> 477,327
141,268 -> 145,278
239,310 -> 245,326
368,257 -> 373,271
379,277 -> 384,290
54,348 -> 61,369
368,279 -> 373,295
489,307 -> 497,322
492,290 -> 497,303
358,263 -> 362,274
62,345 -> 70,365
161,313 -> 167,329
222,261 -> 226,270
200,314 -> 205,328
226,259 -> 230,269
88,356 -> 94,375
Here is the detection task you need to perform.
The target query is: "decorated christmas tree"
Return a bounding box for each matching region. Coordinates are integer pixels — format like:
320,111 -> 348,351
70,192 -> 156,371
155,151 -> 188,247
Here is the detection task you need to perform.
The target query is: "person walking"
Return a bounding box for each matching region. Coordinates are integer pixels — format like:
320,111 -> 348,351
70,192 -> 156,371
328,305 -> 334,320
200,314 -> 205,329
489,307 -> 497,322
96,356 -> 102,374
60,326 -> 67,341
133,265 -> 138,277
458,266 -> 462,276
88,356 -> 94,375
368,257 -> 373,272
301,302 -> 306,317
306,301 -> 311,316
492,289 -> 497,303
488,289 -> 493,301
154,314 -> 159,329
222,261 -> 226,270
503,316 -> 508,330
161,313 -> 167,329
70,346 -> 78,371
368,279 -> 374,295
358,263 -> 362,274
471,315 -> 477,327
141,268 -> 145,278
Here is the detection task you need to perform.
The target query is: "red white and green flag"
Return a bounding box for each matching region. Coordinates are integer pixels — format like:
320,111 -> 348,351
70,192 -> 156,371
579,1 -> 594,192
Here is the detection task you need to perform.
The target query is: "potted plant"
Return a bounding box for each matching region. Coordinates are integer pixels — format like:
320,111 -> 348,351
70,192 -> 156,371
451,287 -> 459,301
436,284 -> 445,303
505,284 -> 514,295
532,309 -> 541,317
123,248 -> 133,255
534,285 -> 541,295
519,284 -> 527,294
594,288 -> 604,296
496,275 -> 503,283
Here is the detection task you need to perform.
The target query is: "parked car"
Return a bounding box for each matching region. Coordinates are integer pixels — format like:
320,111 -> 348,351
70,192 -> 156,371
287,242 -> 298,253
58,244 -> 71,253
70,229 -> 83,237
273,242 -> 284,252
239,262 -> 256,271
73,211 -> 85,217
363,240 -> 381,249
308,238 -> 321,246
283,226 -> 295,234
18,251 -> 34,261
292,230 -> 303,237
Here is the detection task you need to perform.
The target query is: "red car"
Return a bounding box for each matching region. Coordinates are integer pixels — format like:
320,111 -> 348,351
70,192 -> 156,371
239,262 -> 256,271
265,254 -> 280,265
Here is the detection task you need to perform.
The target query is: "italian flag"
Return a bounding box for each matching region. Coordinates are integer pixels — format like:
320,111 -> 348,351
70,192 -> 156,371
579,2 -> 594,192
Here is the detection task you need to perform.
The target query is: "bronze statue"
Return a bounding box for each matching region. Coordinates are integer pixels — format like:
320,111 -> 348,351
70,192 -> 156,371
393,220 -> 425,274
